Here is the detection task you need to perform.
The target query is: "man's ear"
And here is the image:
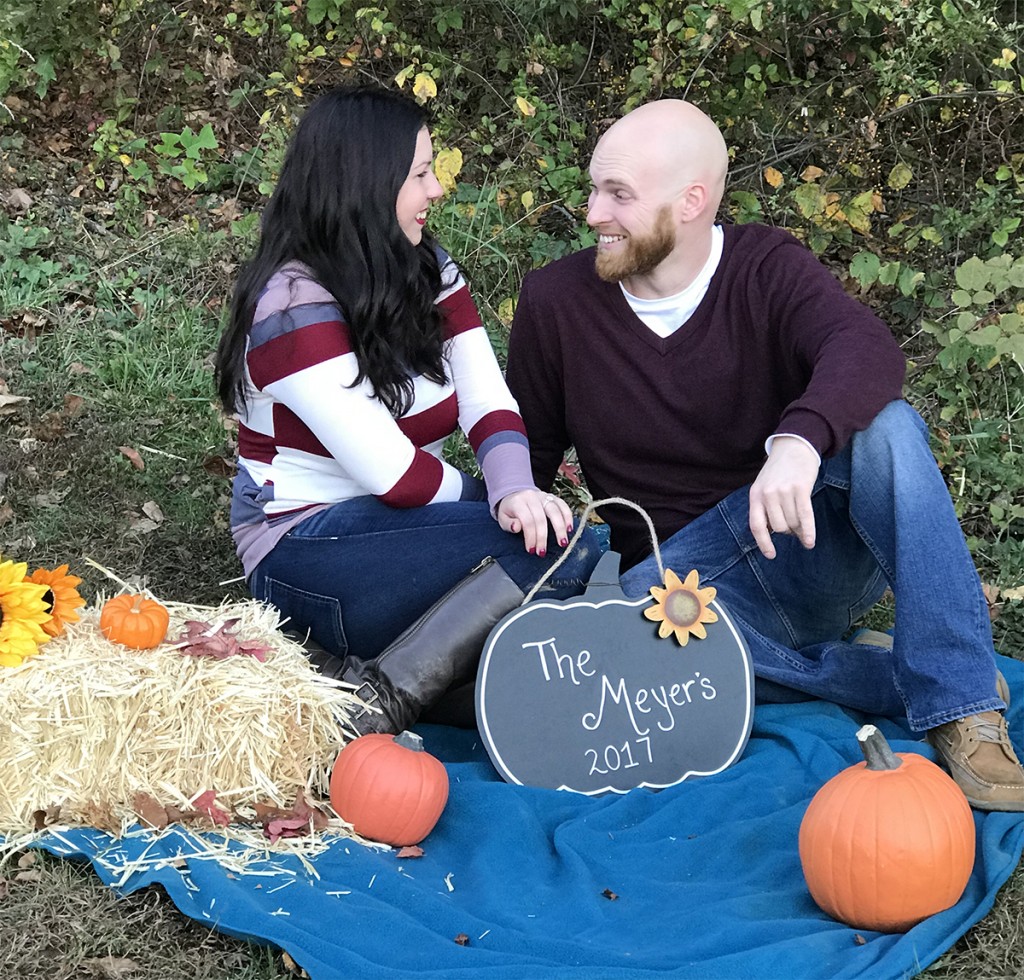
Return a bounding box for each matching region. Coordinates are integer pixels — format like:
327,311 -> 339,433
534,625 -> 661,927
676,181 -> 709,223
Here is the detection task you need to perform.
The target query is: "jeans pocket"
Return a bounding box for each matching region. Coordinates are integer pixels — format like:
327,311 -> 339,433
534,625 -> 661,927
258,575 -> 349,658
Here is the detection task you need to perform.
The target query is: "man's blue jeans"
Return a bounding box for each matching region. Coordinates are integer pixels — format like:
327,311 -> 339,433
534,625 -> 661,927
249,493 -> 602,662
620,400 -> 1003,732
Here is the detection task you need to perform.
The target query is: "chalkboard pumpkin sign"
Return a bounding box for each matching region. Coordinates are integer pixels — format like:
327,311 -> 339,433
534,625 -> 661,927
475,550 -> 754,794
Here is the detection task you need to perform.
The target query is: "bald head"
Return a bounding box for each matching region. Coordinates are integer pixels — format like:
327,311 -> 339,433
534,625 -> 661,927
586,100 -> 729,295
592,100 -> 728,217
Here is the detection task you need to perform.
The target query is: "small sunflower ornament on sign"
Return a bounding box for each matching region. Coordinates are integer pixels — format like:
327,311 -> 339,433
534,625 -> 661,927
644,568 -> 718,645
476,499 -> 754,794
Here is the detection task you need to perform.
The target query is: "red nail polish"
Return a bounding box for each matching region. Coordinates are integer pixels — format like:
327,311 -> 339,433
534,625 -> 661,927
559,538 -> 568,547
528,547 -> 536,555
538,549 -> 546,558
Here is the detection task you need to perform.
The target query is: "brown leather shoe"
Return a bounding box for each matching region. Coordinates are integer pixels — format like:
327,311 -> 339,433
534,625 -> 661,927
927,711 -> 1024,811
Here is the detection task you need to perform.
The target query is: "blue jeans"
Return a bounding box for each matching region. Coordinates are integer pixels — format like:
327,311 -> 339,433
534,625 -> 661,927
620,400 -> 1003,732
249,493 -> 602,661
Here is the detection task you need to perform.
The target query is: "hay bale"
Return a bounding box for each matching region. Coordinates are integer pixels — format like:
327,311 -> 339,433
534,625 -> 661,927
0,598 -> 364,838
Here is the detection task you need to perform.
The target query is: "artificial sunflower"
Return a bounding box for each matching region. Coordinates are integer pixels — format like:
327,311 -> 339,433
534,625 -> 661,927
643,567 -> 718,646
27,563 -> 86,637
0,557 -> 52,667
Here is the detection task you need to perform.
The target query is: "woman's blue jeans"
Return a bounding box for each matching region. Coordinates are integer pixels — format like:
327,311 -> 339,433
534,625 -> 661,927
620,400 -> 1003,732
249,494 -> 602,662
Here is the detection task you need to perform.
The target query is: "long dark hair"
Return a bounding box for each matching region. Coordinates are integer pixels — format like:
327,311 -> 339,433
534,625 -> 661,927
215,84 -> 445,415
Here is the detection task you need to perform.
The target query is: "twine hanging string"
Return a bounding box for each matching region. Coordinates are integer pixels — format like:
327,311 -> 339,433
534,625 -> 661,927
522,496 -> 666,605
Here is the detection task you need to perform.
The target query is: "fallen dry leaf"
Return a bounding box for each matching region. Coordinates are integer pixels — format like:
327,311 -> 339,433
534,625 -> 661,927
281,951 -> 310,977
396,845 -> 424,859
127,516 -> 161,534
981,582 -> 1002,622
557,459 -> 582,487
0,392 -> 30,414
454,933 -> 470,946
202,454 -> 236,478
602,888 -> 619,901
81,800 -> 120,834
5,187 -> 33,211
141,500 -> 165,523
192,789 -> 232,827
81,955 -> 142,978
853,933 -> 867,946
17,851 -> 37,869
118,445 -> 145,470
63,393 -> 86,415
31,805 -> 62,830
255,792 -> 330,843
14,869 -> 42,883
175,618 -> 272,662
133,791 -> 171,830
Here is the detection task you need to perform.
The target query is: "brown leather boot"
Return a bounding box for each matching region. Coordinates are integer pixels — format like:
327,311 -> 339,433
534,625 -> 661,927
927,711 -> 1024,812
341,557 -> 524,736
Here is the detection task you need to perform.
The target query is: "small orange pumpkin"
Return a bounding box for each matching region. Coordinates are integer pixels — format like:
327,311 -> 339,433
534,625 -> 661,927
99,594 -> 170,650
799,724 -> 975,932
330,731 -> 449,846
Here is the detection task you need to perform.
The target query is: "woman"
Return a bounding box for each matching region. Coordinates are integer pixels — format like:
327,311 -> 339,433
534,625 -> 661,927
214,84 -> 599,735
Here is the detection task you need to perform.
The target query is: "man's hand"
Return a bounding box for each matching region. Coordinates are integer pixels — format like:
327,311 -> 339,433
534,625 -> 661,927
497,489 -> 573,556
748,436 -> 821,559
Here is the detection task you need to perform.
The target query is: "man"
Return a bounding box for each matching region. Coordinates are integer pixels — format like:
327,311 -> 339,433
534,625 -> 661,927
505,99 -> 1023,811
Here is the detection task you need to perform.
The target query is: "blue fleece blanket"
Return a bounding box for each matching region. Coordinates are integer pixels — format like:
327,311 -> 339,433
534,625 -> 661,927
35,655 -> 1024,980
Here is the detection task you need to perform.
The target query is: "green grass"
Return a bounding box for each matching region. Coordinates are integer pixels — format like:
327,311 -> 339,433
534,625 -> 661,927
0,850 -> 291,979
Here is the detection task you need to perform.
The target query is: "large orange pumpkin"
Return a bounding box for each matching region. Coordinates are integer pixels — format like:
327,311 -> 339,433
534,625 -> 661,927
798,724 -> 975,932
330,731 -> 449,846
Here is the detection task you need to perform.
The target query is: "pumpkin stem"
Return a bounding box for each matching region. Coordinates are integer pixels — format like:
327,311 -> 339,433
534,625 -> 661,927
395,731 -> 425,752
856,724 -> 902,771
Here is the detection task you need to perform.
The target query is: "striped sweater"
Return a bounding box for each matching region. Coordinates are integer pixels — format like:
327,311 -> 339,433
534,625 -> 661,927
230,251 -> 534,575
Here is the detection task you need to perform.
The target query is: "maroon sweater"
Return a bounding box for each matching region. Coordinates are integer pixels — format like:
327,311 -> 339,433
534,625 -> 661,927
506,223 -> 906,568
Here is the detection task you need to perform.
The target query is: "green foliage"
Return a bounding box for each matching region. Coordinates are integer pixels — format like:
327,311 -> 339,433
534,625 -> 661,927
924,255 -> 1024,368
0,0 -> 136,104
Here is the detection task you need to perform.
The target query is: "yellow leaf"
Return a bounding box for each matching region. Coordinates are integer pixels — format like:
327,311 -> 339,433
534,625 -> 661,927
433,146 -> 462,195
413,72 -> 437,102
887,162 -> 913,190
800,166 -> 825,182
394,65 -> 413,89
844,191 -> 877,235
1002,585 -> 1024,601
119,154 -> 132,167
497,297 -> 517,326
763,166 -> 783,189
515,96 -> 536,117
1001,48 -> 1016,63
521,190 -> 534,209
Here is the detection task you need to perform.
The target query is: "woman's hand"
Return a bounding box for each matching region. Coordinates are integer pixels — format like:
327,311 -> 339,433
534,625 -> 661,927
497,489 -> 574,556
